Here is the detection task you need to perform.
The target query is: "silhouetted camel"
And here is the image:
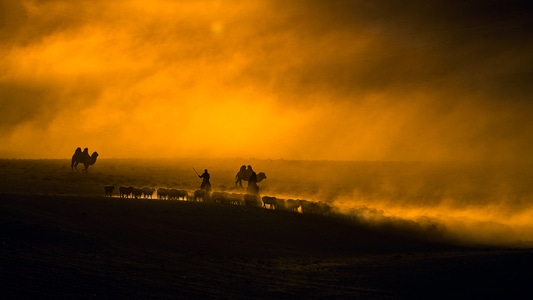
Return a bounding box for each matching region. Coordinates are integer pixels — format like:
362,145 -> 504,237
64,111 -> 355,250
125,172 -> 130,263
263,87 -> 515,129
235,165 -> 266,188
71,147 -> 99,172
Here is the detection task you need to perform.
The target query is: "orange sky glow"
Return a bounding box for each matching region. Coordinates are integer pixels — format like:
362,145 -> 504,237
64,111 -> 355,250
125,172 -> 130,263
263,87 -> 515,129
1,0 -> 532,161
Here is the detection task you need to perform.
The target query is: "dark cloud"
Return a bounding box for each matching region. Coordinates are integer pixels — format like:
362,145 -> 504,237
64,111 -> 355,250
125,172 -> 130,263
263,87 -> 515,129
0,79 -> 102,135
0,83 -> 50,130
227,0 -> 533,161
245,0 -> 533,100
0,0 -> 27,40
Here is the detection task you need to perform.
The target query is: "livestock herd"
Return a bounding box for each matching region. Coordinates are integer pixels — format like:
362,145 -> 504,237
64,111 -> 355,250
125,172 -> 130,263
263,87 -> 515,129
103,185 -> 333,216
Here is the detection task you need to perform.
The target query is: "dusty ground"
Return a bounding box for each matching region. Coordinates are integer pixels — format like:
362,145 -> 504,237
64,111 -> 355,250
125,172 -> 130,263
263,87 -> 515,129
1,159 -> 533,299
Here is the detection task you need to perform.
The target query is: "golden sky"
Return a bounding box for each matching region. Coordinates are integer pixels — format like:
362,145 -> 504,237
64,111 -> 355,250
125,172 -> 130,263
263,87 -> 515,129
1,0 -> 532,160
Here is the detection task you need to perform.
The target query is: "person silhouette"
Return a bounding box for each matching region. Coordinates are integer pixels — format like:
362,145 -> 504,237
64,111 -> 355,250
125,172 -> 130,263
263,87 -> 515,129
199,169 -> 211,192
246,165 -> 254,179
247,171 -> 259,194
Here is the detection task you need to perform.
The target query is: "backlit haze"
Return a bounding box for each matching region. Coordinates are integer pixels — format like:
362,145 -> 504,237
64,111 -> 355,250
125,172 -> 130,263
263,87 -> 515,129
1,0 -> 532,161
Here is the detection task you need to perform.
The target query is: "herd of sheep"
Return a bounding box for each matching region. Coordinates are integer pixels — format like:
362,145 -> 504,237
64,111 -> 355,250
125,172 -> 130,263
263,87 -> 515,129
103,185 -> 333,216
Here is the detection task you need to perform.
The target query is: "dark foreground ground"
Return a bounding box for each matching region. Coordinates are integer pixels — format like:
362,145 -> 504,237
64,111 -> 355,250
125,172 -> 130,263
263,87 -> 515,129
2,193 -> 533,299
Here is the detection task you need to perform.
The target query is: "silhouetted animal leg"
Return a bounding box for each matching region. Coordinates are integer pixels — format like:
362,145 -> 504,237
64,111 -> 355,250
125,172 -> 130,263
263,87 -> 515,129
235,179 -> 243,188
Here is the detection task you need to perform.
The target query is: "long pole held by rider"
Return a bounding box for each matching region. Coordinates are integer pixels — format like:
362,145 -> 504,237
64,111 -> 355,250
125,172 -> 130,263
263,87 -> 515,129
192,167 -> 200,177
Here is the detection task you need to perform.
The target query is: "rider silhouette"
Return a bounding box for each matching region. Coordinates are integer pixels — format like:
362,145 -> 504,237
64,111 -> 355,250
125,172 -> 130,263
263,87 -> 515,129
247,171 -> 259,194
199,169 -> 211,192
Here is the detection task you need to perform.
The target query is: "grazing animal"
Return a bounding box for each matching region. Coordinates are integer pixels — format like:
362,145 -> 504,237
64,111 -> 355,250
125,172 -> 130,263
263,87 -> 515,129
229,193 -> 244,205
104,185 -> 114,197
167,189 -> 188,200
261,196 -> 278,209
71,147 -> 99,172
244,194 -> 260,207
142,187 -> 155,199
168,188 -> 179,200
299,200 -> 318,214
157,188 -> 169,200
285,199 -> 301,212
211,192 -> 239,205
317,202 -> 333,215
132,188 -> 143,199
119,186 -> 133,198
193,189 -> 208,202
175,189 -> 188,200
276,198 -> 286,210
213,192 -> 243,205
300,200 -> 332,215
212,192 -> 226,204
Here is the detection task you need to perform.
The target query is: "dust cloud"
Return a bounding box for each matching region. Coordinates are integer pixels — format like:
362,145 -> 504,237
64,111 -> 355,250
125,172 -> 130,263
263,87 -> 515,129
254,160 -> 533,247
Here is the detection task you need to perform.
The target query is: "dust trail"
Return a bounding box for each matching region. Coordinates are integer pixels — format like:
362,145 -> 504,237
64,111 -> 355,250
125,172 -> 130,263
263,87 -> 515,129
330,197 -> 533,247
256,160 -> 533,247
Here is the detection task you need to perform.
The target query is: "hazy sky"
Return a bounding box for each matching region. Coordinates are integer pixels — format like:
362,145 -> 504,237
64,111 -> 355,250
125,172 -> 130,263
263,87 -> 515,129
1,0 -> 532,160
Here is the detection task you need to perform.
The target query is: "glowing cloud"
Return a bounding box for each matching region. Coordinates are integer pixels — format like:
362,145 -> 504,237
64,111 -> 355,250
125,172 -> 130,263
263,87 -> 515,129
1,0 -> 532,160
